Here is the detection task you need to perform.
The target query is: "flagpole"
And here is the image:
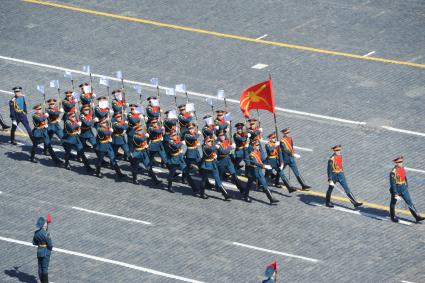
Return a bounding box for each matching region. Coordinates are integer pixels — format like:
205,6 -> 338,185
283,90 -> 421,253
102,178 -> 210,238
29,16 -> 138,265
71,79 -> 75,92
156,85 -> 160,102
57,87 -> 61,107
89,72 -> 94,93
185,91 -> 189,103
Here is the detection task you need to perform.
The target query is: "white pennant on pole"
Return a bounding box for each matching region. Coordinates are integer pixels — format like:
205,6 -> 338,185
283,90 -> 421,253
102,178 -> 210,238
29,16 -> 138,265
217,89 -> 225,100
150,78 -> 159,87
49,80 -> 60,89
167,110 -> 178,120
205,97 -> 214,106
72,92 -> 80,101
185,103 -> 195,112
99,77 -> 110,87
64,70 -> 73,80
165,88 -> 176,96
36,85 -> 45,94
83,65 -> 91,73
204,116 -> 214,125
116,70 -> 123,80
175,84 -> 187,93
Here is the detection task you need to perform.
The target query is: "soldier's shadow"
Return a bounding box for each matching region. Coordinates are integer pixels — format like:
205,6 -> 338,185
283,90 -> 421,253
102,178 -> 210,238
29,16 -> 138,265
4,268 -> 37,283
4,151 -> 30,161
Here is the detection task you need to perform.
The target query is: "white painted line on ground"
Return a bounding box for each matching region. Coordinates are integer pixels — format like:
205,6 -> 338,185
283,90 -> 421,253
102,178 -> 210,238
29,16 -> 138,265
0,89 -> 14,95
310,202 -> 412,226
0,236 -> 204,283
363,51 -> 376,57
294,146 -> 313,152
401,280 -> 416,283
251,63 -> 269,69
381,126 -> 425,137
255,34 -> 268,40
0,55 -> 367,126
405,167 -> 425,174
71,206 -> 152,225
232,242 -> 319,263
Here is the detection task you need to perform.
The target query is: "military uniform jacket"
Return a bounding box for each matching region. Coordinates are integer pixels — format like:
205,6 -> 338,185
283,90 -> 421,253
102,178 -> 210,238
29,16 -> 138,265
178,113 -> 192,129
33,228 -> 53,258
265,141 -> 283,167
46,107 -> 62,130
146,106 -> 160,119
390,166 -> 408,194
62,98 -> 77,115
200,144 -> 218,170
215,117 -> 228,132
112,99 -> 125,113
247,128 -> 261,141
95,107 -> 110,120
247,150 -> 265,178
184,133 -> 201,160
202,125 -> 216,138
63,120 -> 81,144
127,113 -> 142,136
32,113 -> 48,138
112,121 -> 129,145
279,136 -> 296,163
148,126 -> 163,151
9,96 -> 28,120
327,154 -> 344,181
80,113 -> 95,138
96,126 -> 113,152
164,119 -> 177,133
80,92 -> 95,105
168,138 -> 184,165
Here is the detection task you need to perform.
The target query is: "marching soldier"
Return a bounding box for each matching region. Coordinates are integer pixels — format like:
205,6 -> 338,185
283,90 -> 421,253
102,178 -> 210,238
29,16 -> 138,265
326,145 -> 362,208
127,104 -> 142,152
265,132 -> 296,193
147,118 -> 168,166
62,112 -> 94,173
80,104 -> 97,149
94,97 -> 110,122
199,136 -> 231,200
232,122 -> 249,174
33,217 -> 52,283
146,96 -> 161,121
112,112 -> 130,161
131,126 -> 162,185
95,118 -> 126,179
46,99 -> 64,140
201,115 -> 218,139
214,110 -> 229,133
112,89 -> 126,114
247,118 -> 265,159
166,131 -> 197,193
163,111 -> 178,158
389,156 -> 425,223
62,91 -> 77,122
279,128 -> 311,190
245,140 -> 279,204
79,83 -> 96,108
216,130 -> 243,193
30,104 -> 62,165
9,86 -> 32,145
184,124 -> 201,171
177,104 -> 193,138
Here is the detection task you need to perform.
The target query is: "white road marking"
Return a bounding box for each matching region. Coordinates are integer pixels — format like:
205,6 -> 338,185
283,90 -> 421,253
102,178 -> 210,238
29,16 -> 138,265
251,63 -> 269,69
232,242 -> 319,263
72,206 -> 152,225
381,126 -> 425,137
255,34 -> 268,40
405,167 -> 425,174
310,202 -> 412,226
294,146 -> 313,152
401,280 -> 417,283
0,89 -> 14,95
0,236 -> 204,283
363,51 -> 376,57
0,55 -> 367,126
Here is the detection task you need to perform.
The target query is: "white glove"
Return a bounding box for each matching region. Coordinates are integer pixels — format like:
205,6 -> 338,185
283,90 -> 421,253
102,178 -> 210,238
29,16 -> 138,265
92,93 -> 97,98
226,121 -> 231,125
125,121 -> 128,124
231,143 -> 236,149
59,108 -> 64,113
109,109 -> 114,115
279,165 -> 283,170
215,144 -> 220,149
329,180 -> 335,186
259,128 -> 263,133
197,131 -> 202,135
395,194 -> 402,200
12,120 -> 17,126
275,141 -> 280,146
190,113 -> 194,117
94,117 -> 99,122
145,133 -> 150,138
44,113 -> 49,118
215,126 -> 219,130
247,133 -> 251,138
77,121 -> 82,126
43,124 -> 48,128
160,137 -> 163,141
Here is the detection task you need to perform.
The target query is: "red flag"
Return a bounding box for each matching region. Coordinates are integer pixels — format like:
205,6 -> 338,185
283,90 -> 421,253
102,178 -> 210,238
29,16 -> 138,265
46,213 -> 52,224
240,79 -> 275,118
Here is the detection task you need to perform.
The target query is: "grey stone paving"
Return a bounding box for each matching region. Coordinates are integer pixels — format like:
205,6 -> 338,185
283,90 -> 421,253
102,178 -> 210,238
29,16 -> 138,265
0,0 -> 424,282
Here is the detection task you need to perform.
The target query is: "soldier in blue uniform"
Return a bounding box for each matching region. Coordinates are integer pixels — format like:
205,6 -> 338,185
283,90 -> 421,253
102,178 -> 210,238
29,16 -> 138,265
247,118 -> 265,159
95,118 -> 126,179
184,124 -> 201,170
216,130 -> 243,193
79,104 -> 97,150
30,104 -> 62,165
131,126 -> 162,185
389,156 -> 425,223
279,128 -> 311,190
232,122 -> 249,174
94,97 -> 110,123
178,104 -> 193,138
326,145 -> 362,208
32,217 -> 53,283
166,131 -> 197,193
62,112 -> 94,173
199,136 -> 231,200
201,115 -> 218,139
46,98 -> 64,140
148,119 -> 168,165
61,91 -> 77,122
79,83 -> 96,109
9,86 -> 32,145
262,263 -> 277,283
112,112 -> 130,161
163,112 -> 178,158
214,110 -> 229,133
265,132 -> 296,193
245,140 -> 279,204
112,89 -> 126,114
146,96 -> 161,122
127,104 -> 142,152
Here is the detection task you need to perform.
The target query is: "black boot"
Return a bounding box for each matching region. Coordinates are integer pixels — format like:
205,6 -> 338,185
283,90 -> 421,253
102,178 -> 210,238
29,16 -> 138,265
347,192 -> 363,208
264,187 -> 279,204
409,207 -> 425,223
30,145 -> 37,163
95,166 -> 103,178
274,174 -> 283,188
185,173 -> 198,194
181,172 -> 187,184
149,168 -> 162,185
38,273 -> 42,283
64,152 -> 71,170
199,181 -> 208,199
0,115 -> 10,130
390,204 -> 398,223
132,171 -> 139,184
231,174 -> 244,194
326,185 -> 334,208
296,175 -> 311,191
282,176 -> 297,193
243,187 -> 252,203
48,146 -> 62,166
114,164 -> 126,179
167,180 -> 174,193
220,185 -> 231,201
80,152 -> 94,173
43,146 -> 49,156
10,128 -> 17,145
43,273 -> 49,283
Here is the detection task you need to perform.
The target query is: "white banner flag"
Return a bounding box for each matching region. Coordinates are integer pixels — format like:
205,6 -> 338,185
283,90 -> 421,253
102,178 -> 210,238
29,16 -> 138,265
116,70 -> 123,79
99,100 -> 109,109
135,106 -> 144,115
217,90 -> 225,100
185,103 -> 195,112
167,110 -> 178,120
72,92 -> 80,101
99,77 -> 110,87
114,92 -> 123,101
224,112 -> 232,122
150,78 -> 159,87
64,70 -> 73,80
36,85 -> 45,94
83,65 -> 91,73
83,85 -> 91,93
205,97 -> 214,106
165,88 -> 176,96
151,99 -> 160,107
49,80 -> 59,89
175,84 -> 187,93
133,85 -> 142,94
204,116 -> 214,125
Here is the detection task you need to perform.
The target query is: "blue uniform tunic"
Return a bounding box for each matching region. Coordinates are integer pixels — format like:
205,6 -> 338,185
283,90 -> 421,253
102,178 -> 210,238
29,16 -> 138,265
148,125 -> 168,163
146,105 -> 160,119
96,126 -> 117,166
80,113 -> 96,146
32,113 -> 51,146
46,107 -> 64,139
327,154 -> 352,194
216,139 -> 236,176
94,107 -> 110,121
32,227 -> 53,274
112,99 -> 125,113
80,92 -> 95,106
178,113 -> 192,137
127,112 -> 142,151
280,136 -> 301,177
389,166 -> 416,210
62,98 -> 77,121
63,119 -> 83,152
9,96 -> 32,137
184,133 -> 201,166
200,144 -> 223,189
112,120 -> 130,157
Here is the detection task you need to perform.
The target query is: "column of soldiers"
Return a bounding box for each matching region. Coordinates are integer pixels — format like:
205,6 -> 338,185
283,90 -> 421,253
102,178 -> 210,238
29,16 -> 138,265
7,85 -> 425,223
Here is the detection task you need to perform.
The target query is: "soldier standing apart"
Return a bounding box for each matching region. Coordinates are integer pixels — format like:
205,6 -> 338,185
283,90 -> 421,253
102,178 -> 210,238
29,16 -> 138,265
30,104 -> 62,165
265,132 -> 296,193
9,86 -> 32,145
33,217 -> 52,283
326,145 -> 362,208
389,156 -> 425,223
245,140 -> 279,204
279,128 -> 311,190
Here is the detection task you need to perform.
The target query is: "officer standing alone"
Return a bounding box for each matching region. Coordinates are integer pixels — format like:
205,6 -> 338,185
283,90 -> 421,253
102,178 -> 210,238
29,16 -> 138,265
33,217 -> 53,283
